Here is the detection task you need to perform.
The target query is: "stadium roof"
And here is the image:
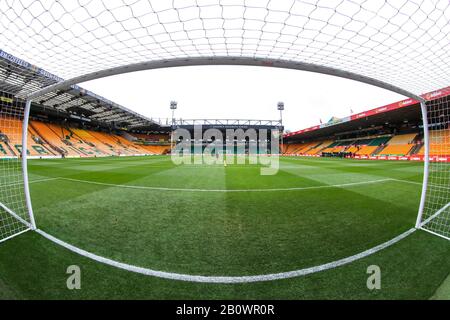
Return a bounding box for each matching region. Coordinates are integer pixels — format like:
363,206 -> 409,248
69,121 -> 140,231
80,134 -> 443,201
0,49 -> 162,129
0,1 -> 449,101
175,118 -> 282,128
284,86 -> 450,141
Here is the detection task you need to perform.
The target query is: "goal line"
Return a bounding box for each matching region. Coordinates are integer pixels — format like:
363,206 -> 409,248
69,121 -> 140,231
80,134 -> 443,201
35,227 -> 416,284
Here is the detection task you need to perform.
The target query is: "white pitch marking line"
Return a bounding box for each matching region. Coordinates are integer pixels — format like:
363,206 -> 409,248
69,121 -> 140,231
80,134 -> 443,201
30,177 -> 60,184
35,228 -> 416,283
0,177 -> 59,188
389,178 -> 422,186
0,228 -> 31,245
57,177 -> 407,192
0,201 -> 32,229
419,201 -> 450,228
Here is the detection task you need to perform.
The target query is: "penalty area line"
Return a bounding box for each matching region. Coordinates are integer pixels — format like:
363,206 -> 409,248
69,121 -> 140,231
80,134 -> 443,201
56,177 -> 406,192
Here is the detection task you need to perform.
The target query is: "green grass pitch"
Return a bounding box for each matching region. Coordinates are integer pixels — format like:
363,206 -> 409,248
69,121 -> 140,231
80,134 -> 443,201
0,155 -> 449,299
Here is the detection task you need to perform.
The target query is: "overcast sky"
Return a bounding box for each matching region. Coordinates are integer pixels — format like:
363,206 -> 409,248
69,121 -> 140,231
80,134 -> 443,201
80,65 -> 406,132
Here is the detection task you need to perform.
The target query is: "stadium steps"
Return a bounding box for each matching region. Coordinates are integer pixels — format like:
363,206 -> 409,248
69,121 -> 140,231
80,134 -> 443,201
3,141 -> 16,156
31,122 -> 77,156
372,145 -> 387,155
306,140 -> 333,155
0,117 -> 50,157
29,122 -> 59,156
409,144 -> 423,155
67,127 -> 111,156
374,133 -> 417,156
29,126 -> 57,156
0,142 -> 7,155
71,128 -> 114,155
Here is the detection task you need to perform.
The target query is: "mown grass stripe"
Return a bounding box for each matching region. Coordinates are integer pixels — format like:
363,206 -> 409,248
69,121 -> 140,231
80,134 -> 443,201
35,227 -> 416,283
56,177 -> 401,192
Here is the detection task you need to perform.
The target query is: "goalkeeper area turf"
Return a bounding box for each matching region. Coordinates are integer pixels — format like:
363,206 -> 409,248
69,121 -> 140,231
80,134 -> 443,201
0,155 -> 449,299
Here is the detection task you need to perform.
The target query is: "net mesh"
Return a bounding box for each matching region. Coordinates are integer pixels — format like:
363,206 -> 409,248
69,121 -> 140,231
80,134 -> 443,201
420,95 -> 450,240
0,91 -> 31,242
0,0 -> 449,97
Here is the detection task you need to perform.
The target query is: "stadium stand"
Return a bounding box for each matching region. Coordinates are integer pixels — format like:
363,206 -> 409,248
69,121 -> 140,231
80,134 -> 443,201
140,145 -> 171,154
352,137 -> 388,154
376,133 -> 417,156
131,133 -> 169,143
296,142 -> 320,154
86,130 -> 146,155
321,141 -> 350,153
31,121 -> 82,157
305,140 -> 333,155
0,117 -> 55,156
417,129 -> 450,156
283,143 -> 309,154
0,118 -> 170,158
284,132 -> 424,158
355,146 -> 378,155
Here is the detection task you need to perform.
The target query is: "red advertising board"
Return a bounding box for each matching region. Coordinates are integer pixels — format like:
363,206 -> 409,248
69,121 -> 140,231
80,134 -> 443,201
288,154 -> 450,162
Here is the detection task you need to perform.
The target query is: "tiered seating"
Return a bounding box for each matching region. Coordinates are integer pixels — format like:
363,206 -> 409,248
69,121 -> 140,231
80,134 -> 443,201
0,118 -> 171,158
131,133 -> 169,142
28,125 -> 57,156
140,145 -> 170,154
87,131 -> 137,155
31,121 -> 82,156
114,135 -> 153,154
355,146 -> 378,155
346,146 -> 359,153
368,137 -> 391,146
417,129 -> 450,156
69,128 -> 113,156
322,141 -> 350,153
376,133 -> 416,156
378,144 -> 414,155
385,133 -> 417,145
283,143 -> 309,154
305,140 -> 333,155
0,142 -> 9,156
352,137 -> 390,155
296,142 -> 319,154
0,117 -> 55,156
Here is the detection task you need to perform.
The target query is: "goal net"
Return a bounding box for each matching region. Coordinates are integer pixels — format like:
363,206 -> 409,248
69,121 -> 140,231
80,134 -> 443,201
0,91 -> 33,243
417,93 -> 450,240
0,0 -> 449,242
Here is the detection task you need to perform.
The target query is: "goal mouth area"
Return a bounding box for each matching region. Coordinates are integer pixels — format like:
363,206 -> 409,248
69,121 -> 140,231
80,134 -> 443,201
0,201 -> 32,244
23,156 -> 424,281
419,201 -> 450,241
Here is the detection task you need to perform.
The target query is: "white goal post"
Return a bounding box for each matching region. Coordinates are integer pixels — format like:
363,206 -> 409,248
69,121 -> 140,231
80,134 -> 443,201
415,95 -> 450,240
0,0 -> 449,243
0,93 -> 35,243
